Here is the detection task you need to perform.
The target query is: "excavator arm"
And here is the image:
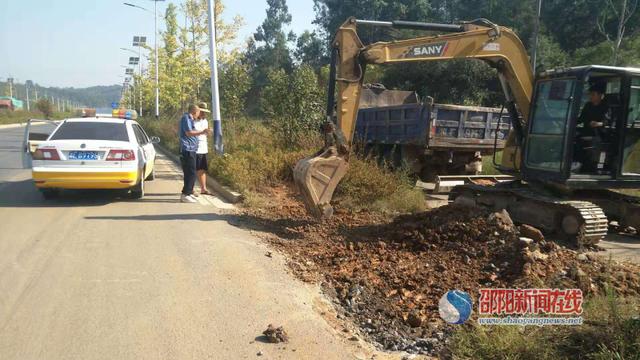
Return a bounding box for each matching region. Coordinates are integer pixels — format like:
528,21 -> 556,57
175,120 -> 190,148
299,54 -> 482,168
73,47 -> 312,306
293,17 -> 534,217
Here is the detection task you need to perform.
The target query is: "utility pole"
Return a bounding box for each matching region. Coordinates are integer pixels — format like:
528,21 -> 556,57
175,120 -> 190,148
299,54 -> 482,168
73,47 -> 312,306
207,0 -> 223,154
7,78 -> 13,98
25,80 -> 31,111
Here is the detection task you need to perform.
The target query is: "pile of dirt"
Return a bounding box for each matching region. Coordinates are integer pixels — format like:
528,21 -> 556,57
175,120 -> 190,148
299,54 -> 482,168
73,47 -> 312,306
240,185 -> 640,355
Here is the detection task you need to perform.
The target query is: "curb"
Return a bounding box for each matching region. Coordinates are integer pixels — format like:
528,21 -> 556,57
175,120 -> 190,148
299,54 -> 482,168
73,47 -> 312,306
0,123 -> 26,129
154,143 -> 243,204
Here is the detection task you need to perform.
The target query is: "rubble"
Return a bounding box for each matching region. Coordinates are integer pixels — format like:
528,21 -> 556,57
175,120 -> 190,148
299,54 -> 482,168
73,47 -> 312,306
241,185 -> 640,355
519,224 -> 545,242
262,324 -> 289,343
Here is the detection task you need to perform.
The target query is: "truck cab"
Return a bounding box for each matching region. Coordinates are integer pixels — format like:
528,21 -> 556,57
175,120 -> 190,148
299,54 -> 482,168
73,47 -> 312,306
522,65 -> 640,189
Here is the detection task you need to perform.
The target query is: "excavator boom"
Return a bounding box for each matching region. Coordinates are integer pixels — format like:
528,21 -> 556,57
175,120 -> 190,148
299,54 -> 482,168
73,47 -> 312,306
294,17 -> 534,217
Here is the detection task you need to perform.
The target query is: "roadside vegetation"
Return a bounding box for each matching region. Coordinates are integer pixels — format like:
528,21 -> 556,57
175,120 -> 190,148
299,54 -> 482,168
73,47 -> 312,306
142,114 -> 426,213
451,291 -> 640,359
0,101 -> 74,125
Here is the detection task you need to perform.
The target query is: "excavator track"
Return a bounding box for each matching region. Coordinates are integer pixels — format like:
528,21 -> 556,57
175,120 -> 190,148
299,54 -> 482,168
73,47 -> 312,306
451,182 -> 609,247
573,189 -> 640,233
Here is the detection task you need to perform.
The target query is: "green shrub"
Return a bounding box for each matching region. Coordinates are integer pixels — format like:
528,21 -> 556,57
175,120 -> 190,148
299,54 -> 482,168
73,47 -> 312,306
337,156 -> 426,213
260,65 -> 324,148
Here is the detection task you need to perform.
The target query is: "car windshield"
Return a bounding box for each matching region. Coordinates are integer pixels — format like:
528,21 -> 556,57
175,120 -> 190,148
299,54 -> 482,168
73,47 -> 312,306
50,122 -> 129,141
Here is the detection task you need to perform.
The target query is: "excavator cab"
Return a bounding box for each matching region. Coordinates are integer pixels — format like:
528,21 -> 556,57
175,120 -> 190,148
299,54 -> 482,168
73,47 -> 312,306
522,66 -> 640,189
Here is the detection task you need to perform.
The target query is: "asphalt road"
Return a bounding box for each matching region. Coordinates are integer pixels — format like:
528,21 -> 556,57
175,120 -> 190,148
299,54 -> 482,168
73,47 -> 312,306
0,125 -> 365,360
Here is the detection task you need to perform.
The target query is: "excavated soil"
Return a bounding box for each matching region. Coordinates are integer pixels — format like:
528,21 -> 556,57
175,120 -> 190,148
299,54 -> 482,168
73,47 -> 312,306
237,184 -> 640,355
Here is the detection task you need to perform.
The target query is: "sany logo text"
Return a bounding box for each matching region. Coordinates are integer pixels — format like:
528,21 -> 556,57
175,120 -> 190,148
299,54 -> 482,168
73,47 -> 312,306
407,42 -> 448,58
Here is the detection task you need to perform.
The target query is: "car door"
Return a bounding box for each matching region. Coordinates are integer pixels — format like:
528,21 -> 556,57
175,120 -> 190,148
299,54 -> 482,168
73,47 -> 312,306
138,125 -> 156,173
130,124 -> 148,177
132,123 -> 155,178
22,119 -> 61,169
522,78 -> 577,182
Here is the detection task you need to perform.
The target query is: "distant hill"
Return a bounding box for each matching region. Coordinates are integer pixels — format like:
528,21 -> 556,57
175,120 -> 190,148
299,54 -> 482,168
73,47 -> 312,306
0,81 -> 122,108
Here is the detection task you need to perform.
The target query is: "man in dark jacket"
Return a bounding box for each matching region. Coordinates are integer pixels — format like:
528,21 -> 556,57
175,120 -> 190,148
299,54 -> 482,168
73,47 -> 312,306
578,82 -> 608,137
576,82 -> 609,172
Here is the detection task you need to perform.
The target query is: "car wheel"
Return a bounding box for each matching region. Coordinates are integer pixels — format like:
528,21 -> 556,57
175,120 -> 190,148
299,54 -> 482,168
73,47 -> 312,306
146,165 -> 155,181
40,188 -> 59,200
130,170 -> 145,199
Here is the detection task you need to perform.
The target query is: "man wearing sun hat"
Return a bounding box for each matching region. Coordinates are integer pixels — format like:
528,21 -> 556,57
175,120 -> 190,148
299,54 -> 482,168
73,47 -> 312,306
193,102 -> 212,195
179,103 -> 210,203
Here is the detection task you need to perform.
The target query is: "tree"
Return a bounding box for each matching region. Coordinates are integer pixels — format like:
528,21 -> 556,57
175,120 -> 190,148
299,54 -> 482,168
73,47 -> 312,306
294,30 -> 327,70
35,98 -> 54,118
246,0 -> 295,89
597,0 -> 639,65
219,61 -> 251,121
382,60 -> 502,106
138,0 -> 244,116
535,35 -> 569,72
261,65 -> 324,147
313,0 -> 432,45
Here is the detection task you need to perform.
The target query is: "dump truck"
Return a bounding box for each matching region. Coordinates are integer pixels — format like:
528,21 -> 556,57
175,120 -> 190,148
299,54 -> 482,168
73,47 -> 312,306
355,86 -> 511,180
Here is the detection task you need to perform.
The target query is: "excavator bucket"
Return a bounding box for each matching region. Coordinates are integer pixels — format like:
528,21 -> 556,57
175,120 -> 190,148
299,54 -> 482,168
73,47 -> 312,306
293,147 -> 348,218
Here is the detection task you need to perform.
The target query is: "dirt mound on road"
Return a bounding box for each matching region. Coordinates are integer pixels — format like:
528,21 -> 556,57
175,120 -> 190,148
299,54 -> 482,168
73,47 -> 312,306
240,185 -> 640,355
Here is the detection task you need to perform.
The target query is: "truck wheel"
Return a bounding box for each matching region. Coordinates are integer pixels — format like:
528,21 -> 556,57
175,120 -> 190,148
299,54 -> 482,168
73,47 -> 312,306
40,189 -> 59,200
130,171 -> 145,199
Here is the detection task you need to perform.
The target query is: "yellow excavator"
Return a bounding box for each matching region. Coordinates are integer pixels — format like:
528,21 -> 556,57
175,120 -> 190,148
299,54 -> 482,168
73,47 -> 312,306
294,17 -> 640,247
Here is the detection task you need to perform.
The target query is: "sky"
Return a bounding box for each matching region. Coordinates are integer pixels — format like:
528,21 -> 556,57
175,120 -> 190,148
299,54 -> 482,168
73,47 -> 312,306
0,0 -> 317,88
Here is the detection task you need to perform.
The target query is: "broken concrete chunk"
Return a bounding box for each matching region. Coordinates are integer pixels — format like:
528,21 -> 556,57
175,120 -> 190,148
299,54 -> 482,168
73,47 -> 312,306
262,324 -> 289,343
519,224 -> 545,242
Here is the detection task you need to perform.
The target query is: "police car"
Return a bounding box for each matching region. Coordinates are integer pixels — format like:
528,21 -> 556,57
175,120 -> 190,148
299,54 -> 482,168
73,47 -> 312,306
23,109 -> 159,199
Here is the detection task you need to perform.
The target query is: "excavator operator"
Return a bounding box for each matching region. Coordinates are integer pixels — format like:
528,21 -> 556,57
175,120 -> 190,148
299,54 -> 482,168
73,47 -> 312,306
579,82 -> 608,136
576,82 -> 610,172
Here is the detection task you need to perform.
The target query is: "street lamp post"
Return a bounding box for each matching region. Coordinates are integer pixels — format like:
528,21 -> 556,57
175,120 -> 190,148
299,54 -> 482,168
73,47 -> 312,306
124,1 -> 164,119
133,36 -> 147,116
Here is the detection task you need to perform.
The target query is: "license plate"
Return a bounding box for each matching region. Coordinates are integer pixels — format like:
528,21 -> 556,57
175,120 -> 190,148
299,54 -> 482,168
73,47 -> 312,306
68,151 -> 98,160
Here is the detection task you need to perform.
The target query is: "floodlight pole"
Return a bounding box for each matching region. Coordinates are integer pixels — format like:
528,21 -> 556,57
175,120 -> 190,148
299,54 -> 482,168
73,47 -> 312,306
207,0 -> 223,154
139,44 -> 143,116
123,1 -> 163,119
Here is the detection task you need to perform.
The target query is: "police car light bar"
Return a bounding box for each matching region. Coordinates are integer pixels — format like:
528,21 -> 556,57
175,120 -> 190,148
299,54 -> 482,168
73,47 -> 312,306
111,109 -> 138,120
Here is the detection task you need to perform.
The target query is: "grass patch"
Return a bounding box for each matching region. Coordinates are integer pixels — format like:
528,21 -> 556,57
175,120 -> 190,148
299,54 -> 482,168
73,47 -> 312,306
336,156 -> 426,213
450,291 -> 640,359
0,109 -> 73,125
482,151 -> 503,175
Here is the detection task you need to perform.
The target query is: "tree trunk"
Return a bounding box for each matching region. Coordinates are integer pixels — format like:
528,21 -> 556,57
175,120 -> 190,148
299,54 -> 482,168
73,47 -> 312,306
612,0 -> 628,65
